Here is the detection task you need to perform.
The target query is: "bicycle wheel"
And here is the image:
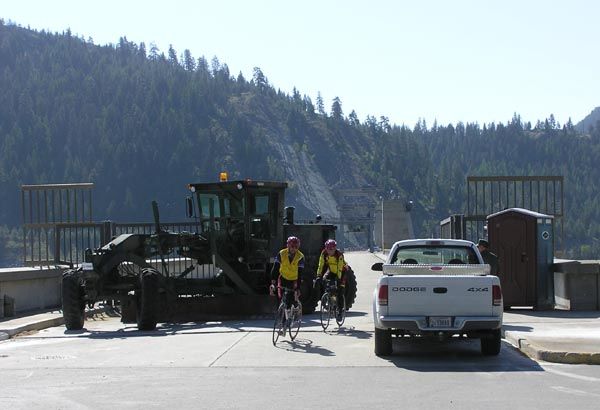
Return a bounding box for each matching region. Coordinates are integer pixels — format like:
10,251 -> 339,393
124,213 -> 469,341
272,304 -> 285,345
329,296 -> 337,323
335,294 -> 346,326
320,293 -> 331,330
289,302 -> 302,340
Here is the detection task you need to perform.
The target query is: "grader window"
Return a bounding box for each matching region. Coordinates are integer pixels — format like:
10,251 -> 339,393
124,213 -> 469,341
199,194 -> 221,218
224,197 -> 245,218
254,195 -> 269,214
249,194 -> 271,240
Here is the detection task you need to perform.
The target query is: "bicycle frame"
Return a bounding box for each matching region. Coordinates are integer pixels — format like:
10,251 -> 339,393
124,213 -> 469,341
272,286 -> 302,345
320,278 -> 345,330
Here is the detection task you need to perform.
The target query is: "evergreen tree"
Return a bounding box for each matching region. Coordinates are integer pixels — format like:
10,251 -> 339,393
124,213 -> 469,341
252,67 -> 268,89
316,92 -> 325,115
349,110 -> 359,126
168,44 -> 178,65
331,96 -> 343,120
183,49 -> 195,71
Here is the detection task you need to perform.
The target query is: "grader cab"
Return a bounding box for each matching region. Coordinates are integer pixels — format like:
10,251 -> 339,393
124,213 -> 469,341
61,178 -> 357,331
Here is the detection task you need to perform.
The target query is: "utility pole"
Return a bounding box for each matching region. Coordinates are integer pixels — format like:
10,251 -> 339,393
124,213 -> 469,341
380,196 -> 384,252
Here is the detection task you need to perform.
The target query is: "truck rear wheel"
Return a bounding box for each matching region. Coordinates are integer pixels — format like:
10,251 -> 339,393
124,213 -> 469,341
374,327 -> 392,356
481,329 -> 501,356
344,268 -> 358,310
62,269 -> 86,330
136,268 -> 160,331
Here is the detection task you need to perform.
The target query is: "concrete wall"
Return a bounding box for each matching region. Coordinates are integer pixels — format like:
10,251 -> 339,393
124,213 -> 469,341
553,260 -> 600,310
0,258 -> 214,319
373,200 -> 414,250
0,267 -> 65,318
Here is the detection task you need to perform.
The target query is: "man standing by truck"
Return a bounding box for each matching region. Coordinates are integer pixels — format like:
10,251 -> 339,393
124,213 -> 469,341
478,239 -> 499,276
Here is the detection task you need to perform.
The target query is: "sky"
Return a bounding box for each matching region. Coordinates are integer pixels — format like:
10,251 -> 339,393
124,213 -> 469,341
3,0 -> 599,127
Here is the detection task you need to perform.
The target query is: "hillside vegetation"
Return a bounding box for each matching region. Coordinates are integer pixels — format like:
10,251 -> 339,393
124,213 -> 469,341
1,21 -> 600,265
576,107 -> 600,133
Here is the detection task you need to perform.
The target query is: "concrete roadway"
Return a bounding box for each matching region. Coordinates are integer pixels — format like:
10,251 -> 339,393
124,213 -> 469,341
1,252 -> 600,409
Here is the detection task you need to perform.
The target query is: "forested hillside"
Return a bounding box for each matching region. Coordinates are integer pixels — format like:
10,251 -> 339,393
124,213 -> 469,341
1,21 -> 600,266
576,107 -> 600,133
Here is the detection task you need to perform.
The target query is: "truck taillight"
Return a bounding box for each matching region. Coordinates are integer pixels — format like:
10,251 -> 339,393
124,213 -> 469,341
492,285 -> 502,306
378,285 -> 388,306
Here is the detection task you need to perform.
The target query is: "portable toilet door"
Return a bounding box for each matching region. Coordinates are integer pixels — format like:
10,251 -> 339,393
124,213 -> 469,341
487,208 -> 554,310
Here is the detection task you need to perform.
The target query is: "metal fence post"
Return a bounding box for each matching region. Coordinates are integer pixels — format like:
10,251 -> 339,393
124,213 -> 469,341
54,226 -> 61,264
101,221 -> 114,246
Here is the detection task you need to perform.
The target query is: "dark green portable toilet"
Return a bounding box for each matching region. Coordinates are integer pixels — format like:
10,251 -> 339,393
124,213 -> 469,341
487,208 -> 554,310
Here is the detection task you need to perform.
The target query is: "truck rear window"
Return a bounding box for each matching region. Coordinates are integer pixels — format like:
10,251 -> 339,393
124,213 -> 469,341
390,246 -> 478,265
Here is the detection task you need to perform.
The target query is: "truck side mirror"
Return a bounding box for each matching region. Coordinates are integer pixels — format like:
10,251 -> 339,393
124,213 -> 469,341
186,197 -> 195,218
371,262 -> 383,271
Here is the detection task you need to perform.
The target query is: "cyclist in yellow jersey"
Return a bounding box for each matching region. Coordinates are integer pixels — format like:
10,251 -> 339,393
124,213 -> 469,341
314,239 -> 347,306
270,236 -> 304,308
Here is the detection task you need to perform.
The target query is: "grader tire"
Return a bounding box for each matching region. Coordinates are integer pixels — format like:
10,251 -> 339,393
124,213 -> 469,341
344,268 -> 358,310
62,270 -> 86,330
136,268 -> 160,331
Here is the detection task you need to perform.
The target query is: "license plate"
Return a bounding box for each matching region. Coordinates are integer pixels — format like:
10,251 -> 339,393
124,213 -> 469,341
429,316 -> 451,327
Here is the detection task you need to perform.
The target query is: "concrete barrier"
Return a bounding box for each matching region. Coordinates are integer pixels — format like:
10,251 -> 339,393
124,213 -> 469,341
554,259 -> 600,310
0,266 -> 66,318
0,258 -> 216,319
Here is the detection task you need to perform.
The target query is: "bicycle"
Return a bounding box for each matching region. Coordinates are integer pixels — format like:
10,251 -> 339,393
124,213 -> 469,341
319,277 -> 346,330
272,286 -> 302,345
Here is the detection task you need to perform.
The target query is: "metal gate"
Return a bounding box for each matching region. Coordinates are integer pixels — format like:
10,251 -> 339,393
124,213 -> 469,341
466,176 -> 564,251
22,183 -> 96,266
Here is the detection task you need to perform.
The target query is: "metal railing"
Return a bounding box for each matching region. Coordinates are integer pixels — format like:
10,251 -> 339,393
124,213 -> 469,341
112,221 -> 215,279
22,183 -> 95,266
23,221 -> 104,266
23,219 -> 216,279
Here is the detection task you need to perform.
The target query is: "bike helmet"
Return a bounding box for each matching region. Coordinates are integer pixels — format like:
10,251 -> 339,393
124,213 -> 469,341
287,236 -> 300,247
324,239 -> 337,250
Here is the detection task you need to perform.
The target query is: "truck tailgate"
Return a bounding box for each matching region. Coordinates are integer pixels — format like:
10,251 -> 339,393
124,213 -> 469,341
386,275 -> 495,316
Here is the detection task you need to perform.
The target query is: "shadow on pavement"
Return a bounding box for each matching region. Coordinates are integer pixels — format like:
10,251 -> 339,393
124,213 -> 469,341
342,311 -> 368,318
321,327 -> 372,340
377,338 -> 544,372
503,324 -> 533,332
505,309 -> 600,320
58,320 -> 277,339
57,317 -> 374,341
273,337 -> 335,356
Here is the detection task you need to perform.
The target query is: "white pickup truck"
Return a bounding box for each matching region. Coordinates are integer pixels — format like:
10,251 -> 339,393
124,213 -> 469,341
371,239 -> 503,357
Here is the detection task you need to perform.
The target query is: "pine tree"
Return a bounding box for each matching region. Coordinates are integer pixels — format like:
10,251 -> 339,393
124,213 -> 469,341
252,67 -> 268,89
331,97 -> 343,120
316,92 -> 325,115
349,110 -> 359,126
168,44 -> 178,65
183,49 -> 195,71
